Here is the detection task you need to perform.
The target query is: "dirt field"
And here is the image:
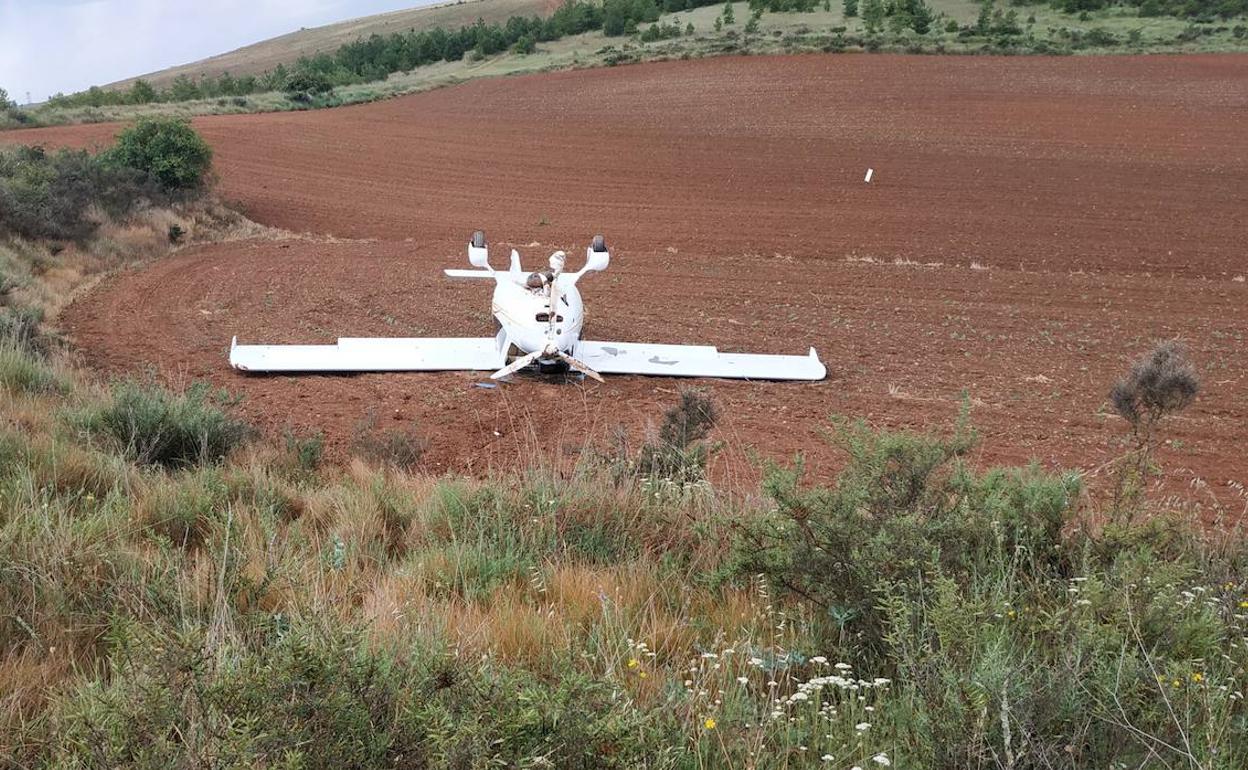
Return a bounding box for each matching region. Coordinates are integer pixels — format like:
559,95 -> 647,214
6,54 -> 1247,506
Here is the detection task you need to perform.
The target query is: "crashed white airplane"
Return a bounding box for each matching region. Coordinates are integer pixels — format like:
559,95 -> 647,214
229,233 -> 826,382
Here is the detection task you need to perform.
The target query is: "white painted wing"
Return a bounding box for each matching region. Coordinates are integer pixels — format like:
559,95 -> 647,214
230,334 -> 508,372
443,269 -> 497,279
574,341 -> 826,381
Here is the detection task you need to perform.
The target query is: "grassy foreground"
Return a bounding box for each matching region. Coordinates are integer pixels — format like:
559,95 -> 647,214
2,216 -> 1247,769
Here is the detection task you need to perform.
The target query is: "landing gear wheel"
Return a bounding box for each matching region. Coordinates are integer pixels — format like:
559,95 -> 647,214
591,234 -> 606,253
471,230 -> 486,249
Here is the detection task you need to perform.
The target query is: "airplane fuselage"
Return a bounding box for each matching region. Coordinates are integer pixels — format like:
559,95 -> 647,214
491,274 -> 585,359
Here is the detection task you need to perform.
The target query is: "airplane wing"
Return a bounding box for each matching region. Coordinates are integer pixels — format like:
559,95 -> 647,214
573,341 -> 826,381
230,332 -> 508,372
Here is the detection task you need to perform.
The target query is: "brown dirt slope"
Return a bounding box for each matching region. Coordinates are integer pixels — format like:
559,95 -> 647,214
7,54 -> 1247,506
104,0 -> 554,91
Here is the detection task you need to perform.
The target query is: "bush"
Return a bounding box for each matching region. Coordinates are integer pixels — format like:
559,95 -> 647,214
74,380 -> 251,468
283,69 -> 334,99
511,33 -> 537,53
106,117 -> 214,192
635,389 -> 719,483
0,145 -> 162,242
1108,340 -> 1198,513
736,416 -> 1079,646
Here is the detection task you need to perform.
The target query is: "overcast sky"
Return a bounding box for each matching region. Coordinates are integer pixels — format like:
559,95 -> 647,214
0,0 -> 432,103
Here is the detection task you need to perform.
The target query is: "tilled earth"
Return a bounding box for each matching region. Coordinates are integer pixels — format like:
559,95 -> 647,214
8,54 -> 1247,504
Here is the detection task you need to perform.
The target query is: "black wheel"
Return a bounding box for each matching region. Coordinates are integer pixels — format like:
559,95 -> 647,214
538,359 -> 569,375
591,234 -> 606,253
471,230 -> 486,248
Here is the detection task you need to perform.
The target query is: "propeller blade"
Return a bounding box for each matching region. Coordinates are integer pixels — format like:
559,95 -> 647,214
490,350 -> 541,380
548,280 -> 560,336
557,351 -> 604,383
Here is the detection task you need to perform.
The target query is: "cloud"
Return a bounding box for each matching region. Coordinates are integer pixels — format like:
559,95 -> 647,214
0,0 -> 419,102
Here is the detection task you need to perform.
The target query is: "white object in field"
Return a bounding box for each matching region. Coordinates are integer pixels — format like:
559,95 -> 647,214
229,332 -> 509,372
576,341 -> 825,380
229,233 -> 826,382
864,168 -> 874,183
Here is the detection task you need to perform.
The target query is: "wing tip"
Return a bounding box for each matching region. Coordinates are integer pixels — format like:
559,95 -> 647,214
808,347 -> 827,381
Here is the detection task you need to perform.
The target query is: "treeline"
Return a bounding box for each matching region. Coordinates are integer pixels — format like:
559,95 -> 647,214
1054,0 -> 1247,17
45,0 -> 724,110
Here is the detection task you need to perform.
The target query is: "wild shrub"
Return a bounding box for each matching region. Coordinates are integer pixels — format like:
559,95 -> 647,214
73,380 -> 251,468
1108,340 -> 1198,515
878,533 -> 1248,768
105,117 -> 214,192
283,70 -> 334,100
0,145 -> 162,242
735,416 -> 1079,647
635,389 -> 719,484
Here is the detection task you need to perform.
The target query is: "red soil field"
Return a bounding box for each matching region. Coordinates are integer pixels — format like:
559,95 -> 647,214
7,54 -> 1247,508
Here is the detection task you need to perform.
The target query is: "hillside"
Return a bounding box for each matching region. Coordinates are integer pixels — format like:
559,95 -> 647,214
107,0 -> 553,90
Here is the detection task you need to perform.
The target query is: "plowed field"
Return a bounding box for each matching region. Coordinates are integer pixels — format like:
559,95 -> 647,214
8,54 -> 1247,503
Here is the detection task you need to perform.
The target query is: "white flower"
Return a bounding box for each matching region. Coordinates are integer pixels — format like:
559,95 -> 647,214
737,676 -> 749,684
835,662 -> 853,671
872,754 -> 891,766
821,756 -> 834,763
811,656 -> 828,664
855,722 -> 871,731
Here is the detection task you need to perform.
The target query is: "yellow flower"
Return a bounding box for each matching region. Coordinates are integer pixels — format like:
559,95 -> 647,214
1007,609 -> 1016,619
627,658 -> 639,668
1191,672 -> 1204,683
1171,679 -> 1182,689
704,718 -> 717,730
1239,600 -> 1248,609
638,671 -> 647,679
